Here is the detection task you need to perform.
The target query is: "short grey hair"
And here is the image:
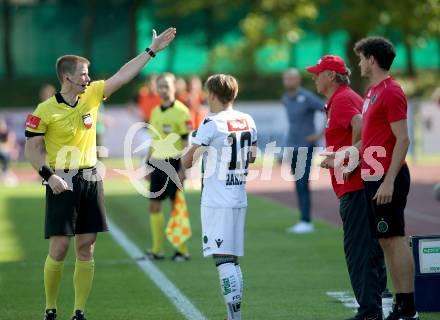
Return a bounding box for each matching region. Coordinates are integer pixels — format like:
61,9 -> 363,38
332,67 -> 351,85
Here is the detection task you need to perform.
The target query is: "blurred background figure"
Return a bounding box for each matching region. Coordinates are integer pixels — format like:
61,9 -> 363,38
0,118 -> 18,186
176,77 -> 189,103
187,75 -> 208,129
282,68 -> 324,234
96,103 -> 113,159
132,74 -> 161,123
432,87 -> 440,107
39,84 -> 56,102
432,87 -> 440,202
126,74 -> 161,159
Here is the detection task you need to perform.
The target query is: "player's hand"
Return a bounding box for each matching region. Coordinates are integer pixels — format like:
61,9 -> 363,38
319,157 -> 333,169
319,150 -> 349,169
319,151 -> 338,169
149,27 -> 177,53
48,174 -> 71,194
373,180 -> 394,205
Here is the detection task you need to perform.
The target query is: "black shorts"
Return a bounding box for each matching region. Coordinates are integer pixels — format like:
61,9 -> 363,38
363,164 -> 410,238
45,167 -> 108,239
148,158 -> 181,200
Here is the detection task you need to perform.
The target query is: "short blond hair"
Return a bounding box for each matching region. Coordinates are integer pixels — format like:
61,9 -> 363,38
55,55 -> 90,83
205,74 -> 238,104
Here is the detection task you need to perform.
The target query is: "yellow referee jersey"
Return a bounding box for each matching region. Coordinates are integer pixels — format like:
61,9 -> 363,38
148,100 -> 192,159
25,80 -> 105,169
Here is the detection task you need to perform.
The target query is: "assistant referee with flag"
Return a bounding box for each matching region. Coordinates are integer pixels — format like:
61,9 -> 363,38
24,27 -> 176,320
144,72 -> 193,262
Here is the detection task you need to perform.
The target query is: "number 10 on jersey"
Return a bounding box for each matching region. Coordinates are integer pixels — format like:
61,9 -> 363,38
227,131 -> 252,170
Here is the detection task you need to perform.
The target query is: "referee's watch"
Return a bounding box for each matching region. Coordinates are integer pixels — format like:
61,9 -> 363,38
145,47 -> 156,58
39,165 -> 55,181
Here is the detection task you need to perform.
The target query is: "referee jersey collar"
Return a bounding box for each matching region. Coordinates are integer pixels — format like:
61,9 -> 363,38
55,92 -> 79,108
160,100 -> 175,112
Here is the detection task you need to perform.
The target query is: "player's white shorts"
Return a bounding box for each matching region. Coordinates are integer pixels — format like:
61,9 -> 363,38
201,206 -> 247,257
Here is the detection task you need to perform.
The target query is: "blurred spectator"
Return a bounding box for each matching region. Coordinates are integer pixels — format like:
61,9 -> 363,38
131,74 -> 161,123
39,84 -> 56,102
187,75 -> 208,129
0,118 -> 18,185
96,103 -> 113,159
282,68 -> 325,234
126,75 -> 160,159
432,87 -> 440,200
432,86 -> 440,107
176,77 -> 189,103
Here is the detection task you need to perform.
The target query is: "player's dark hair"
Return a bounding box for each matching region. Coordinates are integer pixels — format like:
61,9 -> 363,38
205,74 -> 238,105
56,55 -> 90,83
354,37 -> 396,71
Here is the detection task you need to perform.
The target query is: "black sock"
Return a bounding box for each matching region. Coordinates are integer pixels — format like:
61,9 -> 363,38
395,292 -> 416,316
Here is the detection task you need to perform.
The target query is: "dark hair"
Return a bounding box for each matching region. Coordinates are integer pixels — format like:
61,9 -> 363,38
205,74 -> 238,104
354,37 -> 396,71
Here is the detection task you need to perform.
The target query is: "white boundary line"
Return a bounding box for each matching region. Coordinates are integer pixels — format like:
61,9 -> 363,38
106,217 -> 206,320
326,291 -> 393,317
326,291 -> 358,312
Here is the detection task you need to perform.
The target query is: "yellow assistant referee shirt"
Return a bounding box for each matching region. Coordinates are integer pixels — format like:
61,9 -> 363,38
25,80 -> 105,169
148,100 -> 192,159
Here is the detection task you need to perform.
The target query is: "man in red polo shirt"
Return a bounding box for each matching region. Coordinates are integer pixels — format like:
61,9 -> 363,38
354,37 -> 418,320
306,55 -> 386,320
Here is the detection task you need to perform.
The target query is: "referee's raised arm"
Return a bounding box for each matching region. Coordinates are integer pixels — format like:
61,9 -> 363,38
22,26 -> 176,320
104,27 -> 176,98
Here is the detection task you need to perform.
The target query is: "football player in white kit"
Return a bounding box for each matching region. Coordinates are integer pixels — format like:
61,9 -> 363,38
183,74 -> 257,320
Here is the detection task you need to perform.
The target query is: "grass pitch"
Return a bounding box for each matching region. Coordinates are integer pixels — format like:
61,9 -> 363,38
0,181 -> 438,319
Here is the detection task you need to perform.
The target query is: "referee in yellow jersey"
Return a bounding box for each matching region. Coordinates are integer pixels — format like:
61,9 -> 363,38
145,72 -> 192,262
24,28 -> 176,320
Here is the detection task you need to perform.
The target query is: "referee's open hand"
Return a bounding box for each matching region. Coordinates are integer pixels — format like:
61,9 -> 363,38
150,27 -> 177,53
48,174 -> 71,194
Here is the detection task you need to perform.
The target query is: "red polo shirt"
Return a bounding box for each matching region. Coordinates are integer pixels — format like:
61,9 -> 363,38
325,85 -> 364,198
360,77 -> 407,177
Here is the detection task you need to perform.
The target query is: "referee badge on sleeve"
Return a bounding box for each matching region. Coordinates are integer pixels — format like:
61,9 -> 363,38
26,114 -> 41,129
82,113 -> 93,129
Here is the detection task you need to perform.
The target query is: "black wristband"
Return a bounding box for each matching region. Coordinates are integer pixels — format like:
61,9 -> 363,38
145,47 -> 156,58
38,165 -> 54,181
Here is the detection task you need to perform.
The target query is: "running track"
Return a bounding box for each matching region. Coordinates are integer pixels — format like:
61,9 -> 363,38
247,164 -> 440,235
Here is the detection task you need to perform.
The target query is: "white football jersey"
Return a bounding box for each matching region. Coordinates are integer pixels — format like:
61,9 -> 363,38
192,109 -> 257,208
